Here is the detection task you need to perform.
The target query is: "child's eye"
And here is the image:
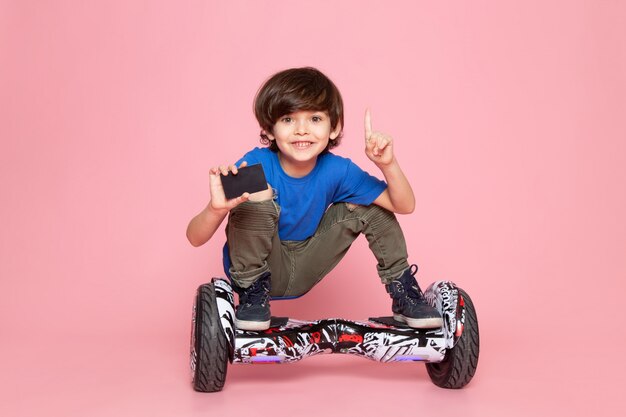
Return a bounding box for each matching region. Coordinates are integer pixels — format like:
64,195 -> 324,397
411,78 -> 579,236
312,116 -> 323,122
281,117 -> 292,123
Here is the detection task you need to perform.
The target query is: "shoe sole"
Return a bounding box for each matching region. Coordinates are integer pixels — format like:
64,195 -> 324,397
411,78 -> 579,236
236,318 -> 271,331
393,314 -> 443,329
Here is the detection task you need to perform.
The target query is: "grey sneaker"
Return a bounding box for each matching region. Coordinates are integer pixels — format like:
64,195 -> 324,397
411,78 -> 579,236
386,265 -> 443,329
233,272 -> 271,331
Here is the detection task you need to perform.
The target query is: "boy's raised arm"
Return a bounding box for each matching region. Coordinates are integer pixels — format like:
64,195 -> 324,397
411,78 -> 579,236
365,109 -> 416,215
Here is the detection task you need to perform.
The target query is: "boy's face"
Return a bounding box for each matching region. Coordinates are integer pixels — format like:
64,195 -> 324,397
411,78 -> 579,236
265,110 -> 341,173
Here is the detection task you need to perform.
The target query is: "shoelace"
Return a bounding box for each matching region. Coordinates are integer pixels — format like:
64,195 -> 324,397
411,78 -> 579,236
240,278 -> 270,306
402,265 -> 426,302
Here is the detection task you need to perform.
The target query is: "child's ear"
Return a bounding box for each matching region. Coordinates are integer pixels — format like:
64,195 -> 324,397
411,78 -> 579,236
262,129 -> 275,140
330,122 -> 342,140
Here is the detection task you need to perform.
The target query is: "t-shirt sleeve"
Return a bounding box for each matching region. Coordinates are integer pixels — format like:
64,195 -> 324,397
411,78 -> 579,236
333,159 -> 387,205
234,150 -> 258,167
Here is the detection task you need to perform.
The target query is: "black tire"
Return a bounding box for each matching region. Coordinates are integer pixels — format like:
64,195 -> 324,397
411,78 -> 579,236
426,288 -> 479,389
191,283 -> 229,392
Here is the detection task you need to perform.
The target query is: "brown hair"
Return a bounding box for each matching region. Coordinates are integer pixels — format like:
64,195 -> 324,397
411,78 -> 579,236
254,67 -> 344,152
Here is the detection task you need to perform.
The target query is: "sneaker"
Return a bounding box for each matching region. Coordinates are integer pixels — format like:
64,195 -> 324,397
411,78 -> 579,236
233,272 -> 271,331
385,265 -> 443,329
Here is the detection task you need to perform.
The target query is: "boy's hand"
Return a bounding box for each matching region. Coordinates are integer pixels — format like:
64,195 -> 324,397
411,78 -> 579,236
209,161 -> 250,212
364,109 -> 394,167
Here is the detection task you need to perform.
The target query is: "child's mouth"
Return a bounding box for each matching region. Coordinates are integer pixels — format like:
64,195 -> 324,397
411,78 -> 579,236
293,141 -> 313,149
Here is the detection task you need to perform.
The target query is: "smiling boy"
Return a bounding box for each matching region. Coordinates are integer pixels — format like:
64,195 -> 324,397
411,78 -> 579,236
187,67 -> 442,331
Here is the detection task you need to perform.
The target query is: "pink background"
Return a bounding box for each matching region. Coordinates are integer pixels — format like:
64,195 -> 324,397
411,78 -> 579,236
1,0 -> 625,415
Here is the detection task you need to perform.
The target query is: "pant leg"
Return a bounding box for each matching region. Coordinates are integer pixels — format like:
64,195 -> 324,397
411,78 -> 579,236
348,203 -> 410,283
281,203 -> 410,297
226,199 -> 295,297
226,199 -> 279,288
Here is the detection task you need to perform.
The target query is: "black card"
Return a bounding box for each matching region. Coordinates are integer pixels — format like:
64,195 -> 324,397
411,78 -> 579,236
220,164 -> 268,200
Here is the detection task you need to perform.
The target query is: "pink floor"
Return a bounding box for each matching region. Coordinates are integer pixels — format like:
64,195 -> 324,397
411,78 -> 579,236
3,317 -> 623,417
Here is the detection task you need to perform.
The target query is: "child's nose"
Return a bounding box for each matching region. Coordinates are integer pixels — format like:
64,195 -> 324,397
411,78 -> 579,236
295,120 -> 308,134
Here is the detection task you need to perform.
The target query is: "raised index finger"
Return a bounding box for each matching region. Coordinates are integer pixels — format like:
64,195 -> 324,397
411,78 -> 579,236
364,108 -> 372,141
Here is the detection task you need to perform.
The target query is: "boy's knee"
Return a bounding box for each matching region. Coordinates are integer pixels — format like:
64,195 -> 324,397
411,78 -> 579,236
229,198 -> 279,231
345,202 -> 394,218
326,202 -> 397,225
349,203 -> 399,229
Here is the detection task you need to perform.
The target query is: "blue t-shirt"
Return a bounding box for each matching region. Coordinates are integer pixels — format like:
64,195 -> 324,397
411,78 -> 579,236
223,147 -> 387,274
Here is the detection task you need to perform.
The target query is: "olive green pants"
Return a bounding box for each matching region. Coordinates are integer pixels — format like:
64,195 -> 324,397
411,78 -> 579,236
226,200 -> 410,297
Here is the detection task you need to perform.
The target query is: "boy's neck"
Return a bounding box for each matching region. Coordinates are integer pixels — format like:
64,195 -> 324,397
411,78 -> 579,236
277,153 -> 318,178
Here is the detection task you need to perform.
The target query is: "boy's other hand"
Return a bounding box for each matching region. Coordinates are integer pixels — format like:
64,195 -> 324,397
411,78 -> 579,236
364,108 -> 394,167
209,161 -> 250,212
